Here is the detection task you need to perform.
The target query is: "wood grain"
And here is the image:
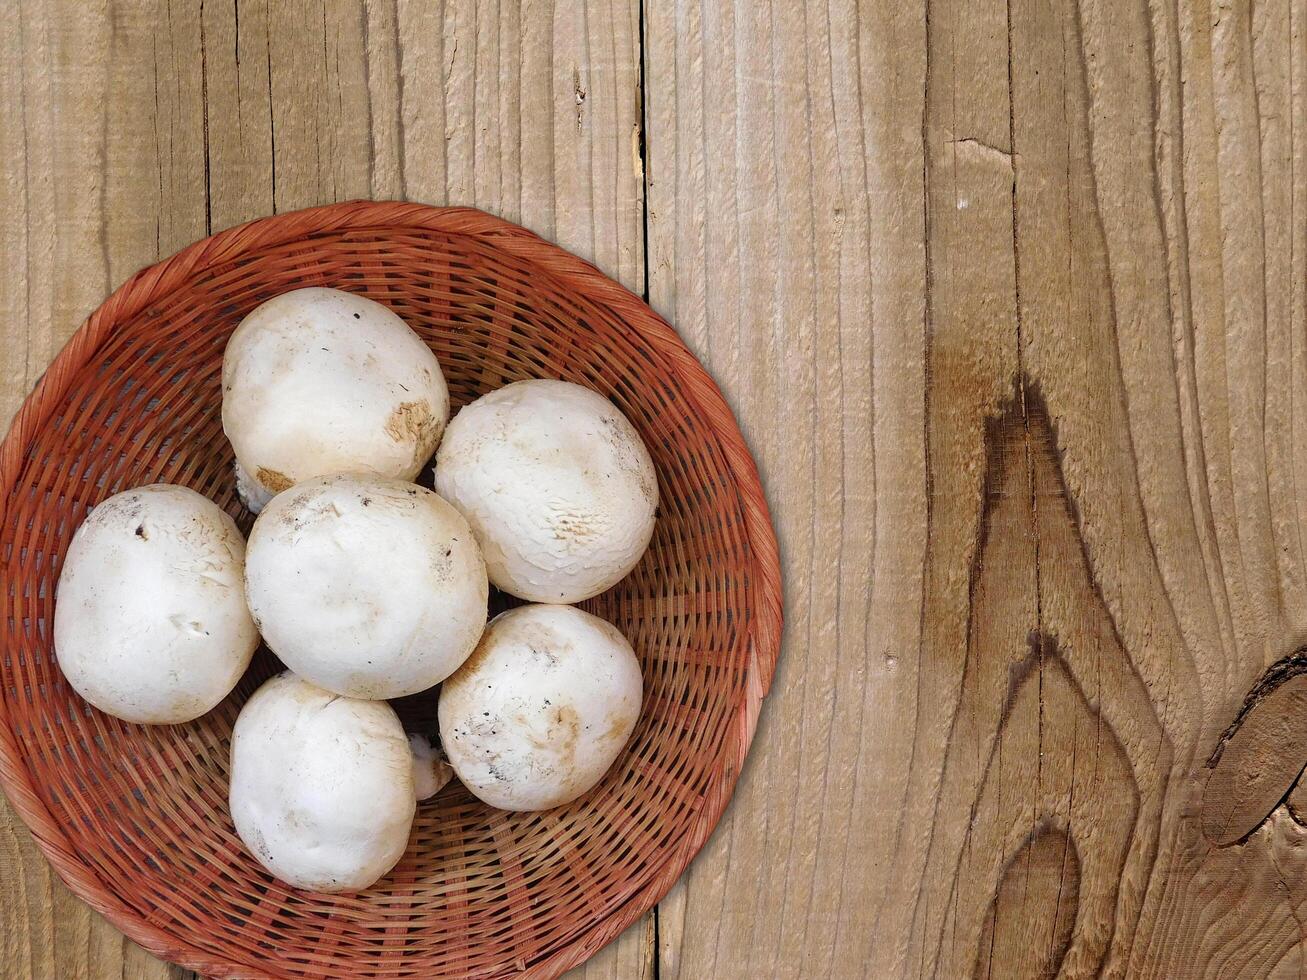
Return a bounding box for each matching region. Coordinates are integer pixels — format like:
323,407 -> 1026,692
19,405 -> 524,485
4,0 -> 1307,977
645,0 -> 1307,977
644,0 -> 906,975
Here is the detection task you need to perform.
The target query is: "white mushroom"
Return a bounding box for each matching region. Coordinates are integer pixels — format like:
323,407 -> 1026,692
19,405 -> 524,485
53,485 -> 258,724
435,379 -> 658,603
438,604 -> 643,811
229,671 -> 448,893
244,474 -> 488,699
222,287 -> 449,512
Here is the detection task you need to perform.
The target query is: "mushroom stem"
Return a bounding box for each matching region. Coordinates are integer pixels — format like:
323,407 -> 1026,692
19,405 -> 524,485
408,733 -> 454,801
234,460 -> 276,513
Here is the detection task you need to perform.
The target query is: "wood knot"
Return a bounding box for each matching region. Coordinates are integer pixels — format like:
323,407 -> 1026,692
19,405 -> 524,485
1201,654 -> 1307,846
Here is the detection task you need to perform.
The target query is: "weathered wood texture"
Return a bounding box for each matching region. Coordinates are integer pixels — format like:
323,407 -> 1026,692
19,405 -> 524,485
3,0 -> 1305,977
646,0 -> 1307,978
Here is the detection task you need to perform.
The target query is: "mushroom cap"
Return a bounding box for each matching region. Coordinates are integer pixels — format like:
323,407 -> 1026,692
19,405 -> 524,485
52,485 -> 258,724
222,287 -> 449,512
435,379 -> 658,603
438,604 -> 643,811
245,474 -> 489,699
229,672 -> 416,893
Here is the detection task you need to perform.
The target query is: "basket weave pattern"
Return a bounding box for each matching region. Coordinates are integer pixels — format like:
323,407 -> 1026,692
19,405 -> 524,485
0,202 -> 782,978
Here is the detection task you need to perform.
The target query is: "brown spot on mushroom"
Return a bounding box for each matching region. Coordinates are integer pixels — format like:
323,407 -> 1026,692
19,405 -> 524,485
602,711 -> 635,745
385,400 -> 436,444
256,467 -> 294,492
552,704 -> 582,772
556,704 -> 581,733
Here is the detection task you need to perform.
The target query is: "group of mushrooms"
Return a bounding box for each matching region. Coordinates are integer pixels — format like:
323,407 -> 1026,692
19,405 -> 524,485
53,287 -> 656,892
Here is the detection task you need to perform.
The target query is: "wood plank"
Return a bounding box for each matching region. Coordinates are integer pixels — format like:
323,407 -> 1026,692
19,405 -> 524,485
0,1 -> 204,976
0,0 -> 647,976
646,0 -> 1307,977
645,0 -> 911,975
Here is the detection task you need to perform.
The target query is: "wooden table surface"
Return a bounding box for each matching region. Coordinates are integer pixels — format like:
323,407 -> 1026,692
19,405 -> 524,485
3,0 -> 1306,977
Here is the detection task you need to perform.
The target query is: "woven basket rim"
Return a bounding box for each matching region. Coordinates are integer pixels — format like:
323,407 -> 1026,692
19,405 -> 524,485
0,200 -> 783,979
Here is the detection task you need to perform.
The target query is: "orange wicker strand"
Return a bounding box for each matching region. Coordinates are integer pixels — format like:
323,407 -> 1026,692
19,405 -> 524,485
0,202 -> 782,979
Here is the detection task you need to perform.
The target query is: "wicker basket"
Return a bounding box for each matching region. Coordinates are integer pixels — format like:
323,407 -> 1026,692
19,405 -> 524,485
0,202 -> 782,978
